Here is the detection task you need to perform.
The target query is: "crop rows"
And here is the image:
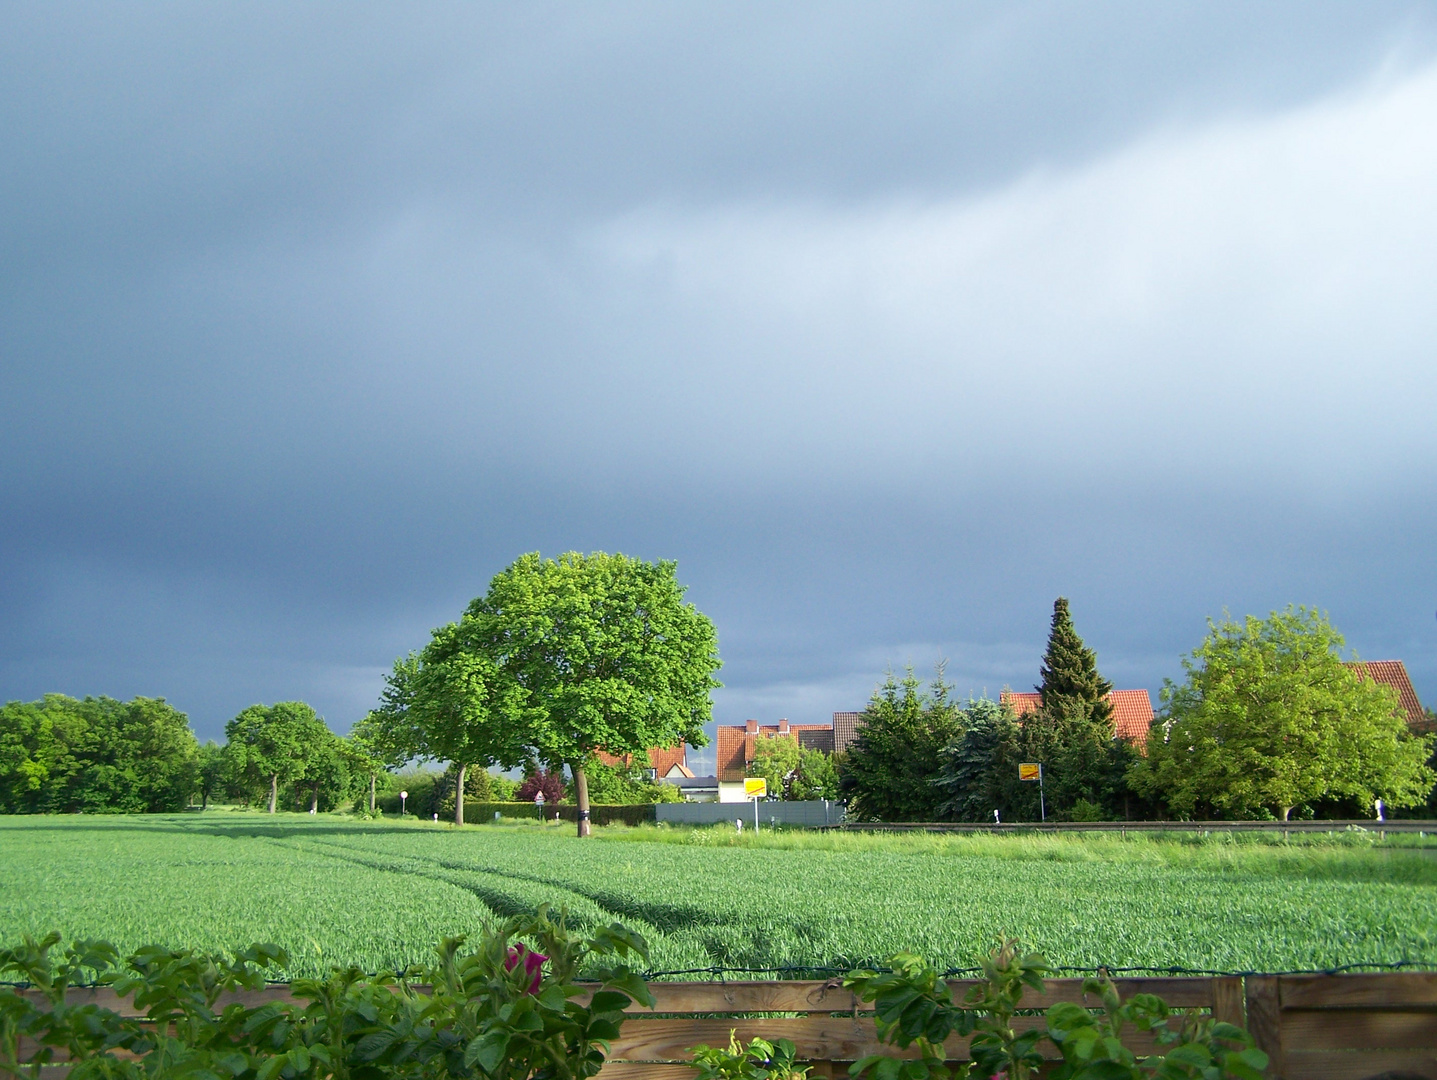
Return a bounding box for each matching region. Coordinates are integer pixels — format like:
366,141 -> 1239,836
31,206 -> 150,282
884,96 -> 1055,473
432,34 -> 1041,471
1,816 -> 1433,980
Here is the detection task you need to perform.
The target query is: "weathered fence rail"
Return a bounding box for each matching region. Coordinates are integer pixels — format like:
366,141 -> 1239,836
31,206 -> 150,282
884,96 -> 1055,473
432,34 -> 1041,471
16,974 -> 1437,1079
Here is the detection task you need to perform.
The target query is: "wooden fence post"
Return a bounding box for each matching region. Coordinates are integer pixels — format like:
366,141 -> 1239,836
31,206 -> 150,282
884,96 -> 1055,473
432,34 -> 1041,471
1211,976 -> 1245,1029
1244,976 -> 1283,1079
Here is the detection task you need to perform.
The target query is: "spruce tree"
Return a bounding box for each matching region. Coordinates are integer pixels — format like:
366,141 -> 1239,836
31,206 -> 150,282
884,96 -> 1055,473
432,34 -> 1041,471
1036,597 -> 1115,731
1022,598 -> 1128,818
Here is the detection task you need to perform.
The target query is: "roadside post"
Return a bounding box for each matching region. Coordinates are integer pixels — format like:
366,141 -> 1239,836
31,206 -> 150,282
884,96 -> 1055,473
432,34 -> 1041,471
744,777 -> 767,832
400,790 -> 408,816
1019,762 -> 1045,822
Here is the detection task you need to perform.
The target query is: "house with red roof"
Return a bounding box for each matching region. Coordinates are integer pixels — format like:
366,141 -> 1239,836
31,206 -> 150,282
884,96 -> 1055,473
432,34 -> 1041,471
596,745 -> 691,778
999,688 -> 1156,745
715,718 -> 835,781
1346,660 -> 1430,732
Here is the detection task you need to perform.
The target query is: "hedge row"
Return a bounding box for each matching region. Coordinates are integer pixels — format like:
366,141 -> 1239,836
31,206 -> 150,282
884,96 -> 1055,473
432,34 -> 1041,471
459,801 -> 657,826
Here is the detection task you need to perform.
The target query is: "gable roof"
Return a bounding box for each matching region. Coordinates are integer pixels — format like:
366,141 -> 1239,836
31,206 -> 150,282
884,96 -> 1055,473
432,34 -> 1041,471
1346,660 -> 1428,730
999,689 -> 1155,743
597,745 -> 688,776
714,720 -> 835,781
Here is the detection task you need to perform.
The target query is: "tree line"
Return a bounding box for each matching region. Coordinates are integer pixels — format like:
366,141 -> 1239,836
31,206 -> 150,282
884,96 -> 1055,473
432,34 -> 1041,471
1,552 -> 720,824
839,601 -> 1435,823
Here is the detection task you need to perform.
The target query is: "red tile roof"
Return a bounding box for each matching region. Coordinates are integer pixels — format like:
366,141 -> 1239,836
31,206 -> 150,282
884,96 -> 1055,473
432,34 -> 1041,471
1346,660 -> 1428,730
714,720 -> 834,781
1000,689 -> 1155,743
597,745 -> 688,776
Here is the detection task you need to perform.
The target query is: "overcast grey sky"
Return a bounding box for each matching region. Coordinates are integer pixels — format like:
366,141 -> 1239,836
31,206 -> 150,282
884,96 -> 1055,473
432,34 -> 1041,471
3,2 -> 1436,763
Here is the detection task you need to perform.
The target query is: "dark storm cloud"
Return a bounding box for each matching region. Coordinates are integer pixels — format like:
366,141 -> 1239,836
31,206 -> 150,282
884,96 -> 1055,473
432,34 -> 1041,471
3,2 -> 1437,742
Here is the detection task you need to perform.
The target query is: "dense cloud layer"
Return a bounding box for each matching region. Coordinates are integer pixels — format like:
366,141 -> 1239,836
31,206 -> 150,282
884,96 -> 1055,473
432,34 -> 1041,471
3,3 -> 1436,756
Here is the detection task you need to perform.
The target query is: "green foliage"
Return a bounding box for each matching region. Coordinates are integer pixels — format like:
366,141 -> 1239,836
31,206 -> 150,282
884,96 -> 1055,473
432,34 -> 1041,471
574,756 -> 683,804
0,694 -> 199,814
1130,607 -> 1436,820
934,601 -> 1149,824
472,552 -> 721,830
688,1033 -> 809,1080
376,551 -> 719,834
197,740 -> 229,810
349,712 -> 414,813
224,702 -> 335,814
747,734 -> 799,800
933,699 -> 1024,822
1037,598 -> 1115,727
1045,975 -> 1267,1080
0,906 -> 652,1080
846,944 -> 1266,1080
747,736 -> 838,801
1022,598 -> 1133,820
790,747 -> 839,801
840,669 -> 963,822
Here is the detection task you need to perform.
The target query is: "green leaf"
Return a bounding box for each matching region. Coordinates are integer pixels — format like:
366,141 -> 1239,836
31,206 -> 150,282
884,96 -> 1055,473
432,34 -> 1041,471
466,1031 -> 511,1074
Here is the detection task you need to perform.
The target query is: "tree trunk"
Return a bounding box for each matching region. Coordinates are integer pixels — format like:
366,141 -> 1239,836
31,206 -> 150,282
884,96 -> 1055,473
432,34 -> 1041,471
268,773 -> 278,814
310,787 -> 319,814
369,772 -> 376,813
201,788 -> 209,811
1280,805 -> 1292,822
455,763 -> 467,826
574,763 -> 591,838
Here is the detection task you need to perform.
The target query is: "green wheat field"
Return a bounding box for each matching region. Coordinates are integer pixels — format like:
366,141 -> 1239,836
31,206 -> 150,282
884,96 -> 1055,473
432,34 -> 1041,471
2,815 -> 1434,979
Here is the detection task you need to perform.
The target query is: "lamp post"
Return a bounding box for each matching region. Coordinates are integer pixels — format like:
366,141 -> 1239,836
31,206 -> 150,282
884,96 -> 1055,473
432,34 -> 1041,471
400,790 -> 408,816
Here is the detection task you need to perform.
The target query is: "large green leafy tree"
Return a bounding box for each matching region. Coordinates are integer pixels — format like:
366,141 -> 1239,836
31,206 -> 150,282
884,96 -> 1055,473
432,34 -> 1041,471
0,695 -> 197,813
471,551 -> 721,836
377,618 -> 532,825
223,702 -> 329,813
839,668 -> 963,821
1129,607 -> 1435,820
293,730 -> 362,813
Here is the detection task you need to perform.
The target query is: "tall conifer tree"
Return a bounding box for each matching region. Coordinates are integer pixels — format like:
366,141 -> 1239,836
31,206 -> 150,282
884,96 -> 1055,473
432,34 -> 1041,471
1036,597 -> 1115,732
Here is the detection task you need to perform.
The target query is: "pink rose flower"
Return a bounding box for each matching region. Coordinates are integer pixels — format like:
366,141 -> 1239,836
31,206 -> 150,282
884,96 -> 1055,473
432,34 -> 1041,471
505,946 -> 547,994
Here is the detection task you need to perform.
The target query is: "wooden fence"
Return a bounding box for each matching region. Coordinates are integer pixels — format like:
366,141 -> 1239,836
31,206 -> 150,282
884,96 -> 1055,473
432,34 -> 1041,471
16,974 -> 1437,1080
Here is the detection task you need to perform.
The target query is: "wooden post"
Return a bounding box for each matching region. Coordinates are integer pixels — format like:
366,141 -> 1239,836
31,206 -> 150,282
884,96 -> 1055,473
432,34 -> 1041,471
1211,976 -> 1245,1029
1244,976 -> 1283,1079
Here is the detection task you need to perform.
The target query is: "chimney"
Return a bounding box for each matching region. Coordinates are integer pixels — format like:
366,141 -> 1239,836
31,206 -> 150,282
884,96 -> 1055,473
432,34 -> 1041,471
778,718 -> 790,734
745,718 -> 758,733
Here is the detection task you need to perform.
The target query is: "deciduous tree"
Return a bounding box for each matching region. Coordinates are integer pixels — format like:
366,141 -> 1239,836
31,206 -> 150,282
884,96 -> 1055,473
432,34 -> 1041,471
376,618 -> 532,825
470,551 -> 720,836
349,710 -> 411,813
223,702 -> 328,813
1129,607 -> 1435,820
0,695 -> 198,814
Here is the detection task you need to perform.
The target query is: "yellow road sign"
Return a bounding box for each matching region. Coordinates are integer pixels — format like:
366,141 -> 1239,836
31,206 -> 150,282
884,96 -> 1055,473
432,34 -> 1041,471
1018,763 -> 1041,782
744,777 -> 768,798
